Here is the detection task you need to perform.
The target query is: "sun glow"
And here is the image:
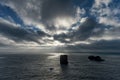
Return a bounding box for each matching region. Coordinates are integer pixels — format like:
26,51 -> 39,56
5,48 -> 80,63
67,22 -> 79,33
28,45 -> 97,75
53,16 -> 75,29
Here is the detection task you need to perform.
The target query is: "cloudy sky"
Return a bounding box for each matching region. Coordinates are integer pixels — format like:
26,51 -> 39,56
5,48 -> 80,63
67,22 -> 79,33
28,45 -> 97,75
0,0 -> 120,51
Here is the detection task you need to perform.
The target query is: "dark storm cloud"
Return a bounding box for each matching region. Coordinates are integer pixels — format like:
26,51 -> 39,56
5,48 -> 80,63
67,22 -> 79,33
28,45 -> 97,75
89,40 -> 120,50
0,19 -> 47,44
41,0 -> 74,21
67,39 -> 120,50
41,0 -> 95,21
54,18 -> 105,43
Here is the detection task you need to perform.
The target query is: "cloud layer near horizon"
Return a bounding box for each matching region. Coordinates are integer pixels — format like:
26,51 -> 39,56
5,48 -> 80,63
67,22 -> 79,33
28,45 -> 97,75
0,0 -> 120,50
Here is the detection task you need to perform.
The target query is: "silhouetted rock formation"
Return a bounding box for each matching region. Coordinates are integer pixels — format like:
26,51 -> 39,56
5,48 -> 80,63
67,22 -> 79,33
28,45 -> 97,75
88,55 -> 104,61
60,55 -> 68,65
88,55 -> 95,61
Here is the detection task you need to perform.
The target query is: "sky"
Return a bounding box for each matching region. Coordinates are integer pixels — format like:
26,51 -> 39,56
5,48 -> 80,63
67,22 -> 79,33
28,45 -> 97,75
0,0 -> 120,51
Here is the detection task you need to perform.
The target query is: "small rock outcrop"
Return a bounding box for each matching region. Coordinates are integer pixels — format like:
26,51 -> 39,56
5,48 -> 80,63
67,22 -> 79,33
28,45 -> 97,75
88,55 -> 104,61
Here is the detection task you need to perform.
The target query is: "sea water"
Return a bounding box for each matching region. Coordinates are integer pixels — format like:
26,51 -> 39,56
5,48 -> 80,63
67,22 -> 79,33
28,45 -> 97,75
0,53 -> 120,80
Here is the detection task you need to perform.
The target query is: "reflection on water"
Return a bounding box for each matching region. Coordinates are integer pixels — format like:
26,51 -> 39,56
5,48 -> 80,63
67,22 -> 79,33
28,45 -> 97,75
47,53 -> 65,59
0,53 -> 120,80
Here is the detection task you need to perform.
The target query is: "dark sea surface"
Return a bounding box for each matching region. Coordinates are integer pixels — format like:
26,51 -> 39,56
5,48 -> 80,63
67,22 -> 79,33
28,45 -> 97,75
0,53 -> 120,80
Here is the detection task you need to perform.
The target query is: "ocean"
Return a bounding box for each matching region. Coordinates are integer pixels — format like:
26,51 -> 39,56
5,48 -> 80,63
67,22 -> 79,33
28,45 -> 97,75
0,53 -> 120,80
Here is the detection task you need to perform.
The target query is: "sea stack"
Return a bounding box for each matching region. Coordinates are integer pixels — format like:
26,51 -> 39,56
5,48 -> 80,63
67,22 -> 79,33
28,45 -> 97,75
60,55 -> 68,65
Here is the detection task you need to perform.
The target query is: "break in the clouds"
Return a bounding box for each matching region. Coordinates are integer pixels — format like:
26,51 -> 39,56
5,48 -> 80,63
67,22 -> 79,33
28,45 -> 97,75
54,17 -> 106,42
0,0 -> 120,50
